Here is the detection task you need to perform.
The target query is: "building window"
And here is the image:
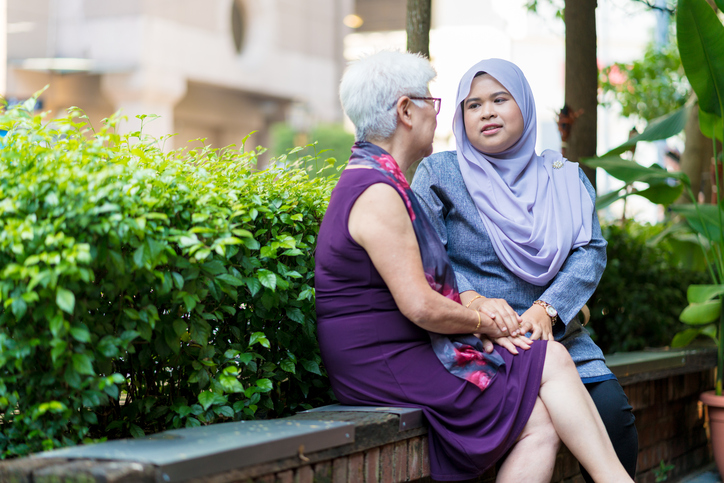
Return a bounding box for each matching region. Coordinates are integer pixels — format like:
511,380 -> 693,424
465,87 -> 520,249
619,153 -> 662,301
231,0 -> 246,54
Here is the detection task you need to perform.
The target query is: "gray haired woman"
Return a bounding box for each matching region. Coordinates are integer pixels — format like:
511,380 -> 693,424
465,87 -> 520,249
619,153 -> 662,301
314,50 -> 632,482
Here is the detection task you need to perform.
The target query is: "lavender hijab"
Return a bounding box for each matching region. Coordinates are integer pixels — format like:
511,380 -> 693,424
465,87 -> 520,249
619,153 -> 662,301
453,58 -> 593,286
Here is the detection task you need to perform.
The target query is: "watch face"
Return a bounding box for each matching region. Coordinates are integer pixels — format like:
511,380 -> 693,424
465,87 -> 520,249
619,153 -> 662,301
546,305 -> 558,318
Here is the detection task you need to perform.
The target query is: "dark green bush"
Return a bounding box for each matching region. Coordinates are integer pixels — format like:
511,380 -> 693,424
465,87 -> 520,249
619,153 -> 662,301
587,221 -> 708,354
0,105 -> 337,457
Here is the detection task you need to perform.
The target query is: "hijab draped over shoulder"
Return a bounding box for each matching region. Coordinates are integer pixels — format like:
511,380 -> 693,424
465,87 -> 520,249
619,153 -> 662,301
453,58 -> 594,286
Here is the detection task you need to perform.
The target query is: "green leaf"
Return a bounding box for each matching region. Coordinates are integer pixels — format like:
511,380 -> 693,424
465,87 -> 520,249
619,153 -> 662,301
257,269 -> 277,291
219,374 -> 244,393
70,326 -> 91,343
198,391 -> 215,411
129,424 -> 145,438
72,353 -> 95,375
687,284 -> 724,303
217,274 -> 243,286
249,331 -> 270,349
599,106 -> 691,157
245,277 -> 261,297
172,272 -> 184,290
301,360 -> 322,376
56,288 -> 75,314
286,307 -> 305,324
672,327 -> 704,348
256,378 -> 273,392
699,109 -> 724,141
583,156 -> 686,185
243,237 -> 260,250
634,182 -> 684,206
280,360 -> 296,374
215,406 -> 234,418
677,0 -> 724,117
680,300 -> 721,324
670,203 -> 724,243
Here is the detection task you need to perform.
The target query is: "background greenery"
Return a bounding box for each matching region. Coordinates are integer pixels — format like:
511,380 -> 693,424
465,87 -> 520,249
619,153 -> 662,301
587,221 -> 708,353
0,104 -> 337,458
270,122 -> 354,177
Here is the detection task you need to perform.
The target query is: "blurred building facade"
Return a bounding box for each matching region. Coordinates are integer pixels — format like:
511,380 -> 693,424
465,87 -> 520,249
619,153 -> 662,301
2,0 -> 353,153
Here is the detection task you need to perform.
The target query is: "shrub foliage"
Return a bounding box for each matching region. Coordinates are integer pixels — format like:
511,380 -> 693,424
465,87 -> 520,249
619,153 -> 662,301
0,103 -> 337,457
587,221 -> 708,353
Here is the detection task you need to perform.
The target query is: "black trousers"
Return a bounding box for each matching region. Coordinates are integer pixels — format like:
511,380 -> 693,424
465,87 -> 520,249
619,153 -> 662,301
579,379 -> 638,482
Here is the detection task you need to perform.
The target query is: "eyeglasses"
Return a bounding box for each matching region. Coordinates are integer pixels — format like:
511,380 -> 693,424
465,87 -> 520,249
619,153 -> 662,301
387,96 -> 442,114
410,97 -> 442,114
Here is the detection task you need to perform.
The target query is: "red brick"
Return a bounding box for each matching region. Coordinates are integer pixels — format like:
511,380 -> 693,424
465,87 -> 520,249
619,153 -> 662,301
380,443 -> 394,483
420,435 -> 430,477
296,466 -> 313,483
255,474 -> 274,483
314,461 -> 332,483
407,437 -> 422,480
332,457 -> 348,483
276,470 -> 293,483
393,441 -> 407,482
347,453 -> 364,483
365,447 -> 380,483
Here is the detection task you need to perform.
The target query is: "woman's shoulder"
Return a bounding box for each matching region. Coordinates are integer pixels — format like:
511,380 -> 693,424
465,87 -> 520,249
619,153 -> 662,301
414,150 -> 463,187
422,150 -> 459,169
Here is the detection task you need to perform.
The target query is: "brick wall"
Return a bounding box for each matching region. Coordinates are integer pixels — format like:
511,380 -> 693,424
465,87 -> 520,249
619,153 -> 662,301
243,369 -> 716,483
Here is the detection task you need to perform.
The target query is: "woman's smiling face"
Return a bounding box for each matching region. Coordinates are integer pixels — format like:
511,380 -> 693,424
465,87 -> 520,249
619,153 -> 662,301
463,73 -> 524,155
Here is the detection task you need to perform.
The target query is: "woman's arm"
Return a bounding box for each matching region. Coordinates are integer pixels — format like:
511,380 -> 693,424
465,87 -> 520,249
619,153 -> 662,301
348,182 -> 524,337
412,157 -> 524,336
528,169 -> 607,329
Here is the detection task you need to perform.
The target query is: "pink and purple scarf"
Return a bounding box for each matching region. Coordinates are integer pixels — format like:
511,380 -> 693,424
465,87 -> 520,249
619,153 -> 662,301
348,141 -> 503,391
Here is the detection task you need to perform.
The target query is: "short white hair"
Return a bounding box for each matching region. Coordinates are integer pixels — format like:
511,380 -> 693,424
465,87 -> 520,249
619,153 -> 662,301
339,50 -> 437,142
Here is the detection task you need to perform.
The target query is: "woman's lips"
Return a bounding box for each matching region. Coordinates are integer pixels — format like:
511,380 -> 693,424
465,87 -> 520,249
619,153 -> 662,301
482,124 -> 502,135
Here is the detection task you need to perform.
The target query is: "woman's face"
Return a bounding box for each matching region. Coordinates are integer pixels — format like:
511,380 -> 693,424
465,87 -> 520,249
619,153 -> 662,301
462,73 -> 524,155
412,92 -> 438,159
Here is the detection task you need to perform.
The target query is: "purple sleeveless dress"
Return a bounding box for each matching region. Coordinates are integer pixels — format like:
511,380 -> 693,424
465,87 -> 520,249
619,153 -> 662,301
315,168 -> 546,481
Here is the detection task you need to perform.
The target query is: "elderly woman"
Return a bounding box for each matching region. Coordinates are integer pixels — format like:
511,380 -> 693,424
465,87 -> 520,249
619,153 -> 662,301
315,50 -> 633,482
411,58 -> 638,482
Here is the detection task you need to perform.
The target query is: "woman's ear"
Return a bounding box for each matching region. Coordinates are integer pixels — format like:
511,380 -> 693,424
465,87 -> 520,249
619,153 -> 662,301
396,96 -> 414,128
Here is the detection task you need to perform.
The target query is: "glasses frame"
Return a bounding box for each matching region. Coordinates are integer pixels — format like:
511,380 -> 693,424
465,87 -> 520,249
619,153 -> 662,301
409,96 -> 442,114
387,96 -> 442,114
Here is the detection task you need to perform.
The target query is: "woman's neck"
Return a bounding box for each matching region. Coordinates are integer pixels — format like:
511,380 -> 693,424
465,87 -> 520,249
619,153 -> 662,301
368,137 -> 417,174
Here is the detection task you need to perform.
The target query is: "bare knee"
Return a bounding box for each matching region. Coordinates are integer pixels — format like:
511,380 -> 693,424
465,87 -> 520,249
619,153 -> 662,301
519,398 -> 560,451
545,341 -> 575,369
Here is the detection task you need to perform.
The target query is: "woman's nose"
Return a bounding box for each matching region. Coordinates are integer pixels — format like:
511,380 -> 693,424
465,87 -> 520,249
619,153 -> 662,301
481,106 -> 495,119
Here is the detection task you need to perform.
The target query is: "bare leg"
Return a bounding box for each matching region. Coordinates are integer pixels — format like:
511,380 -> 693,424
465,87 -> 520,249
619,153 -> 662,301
496,397 -> 559,483
539,342 -> 634,483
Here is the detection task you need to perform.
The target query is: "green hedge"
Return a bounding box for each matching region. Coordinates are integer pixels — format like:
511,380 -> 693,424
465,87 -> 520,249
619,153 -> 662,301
587,221 -> 708,354
0,105 -> 337,457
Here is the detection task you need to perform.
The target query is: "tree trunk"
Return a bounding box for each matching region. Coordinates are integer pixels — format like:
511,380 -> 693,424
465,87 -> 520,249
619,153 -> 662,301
406,0 -> 431,58
678,99 -> 714,204
564,0 -> 598,189
404,0 -> 432,181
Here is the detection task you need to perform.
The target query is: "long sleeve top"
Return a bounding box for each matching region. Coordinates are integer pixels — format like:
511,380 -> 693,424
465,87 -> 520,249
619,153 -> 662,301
411,150 -> 614,382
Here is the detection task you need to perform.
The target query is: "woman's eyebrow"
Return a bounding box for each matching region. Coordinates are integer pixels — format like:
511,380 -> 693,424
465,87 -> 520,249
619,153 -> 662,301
465,92 -> 510,106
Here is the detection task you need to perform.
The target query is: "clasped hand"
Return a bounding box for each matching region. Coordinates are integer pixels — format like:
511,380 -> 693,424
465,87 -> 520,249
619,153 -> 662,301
463,292 -> 555,355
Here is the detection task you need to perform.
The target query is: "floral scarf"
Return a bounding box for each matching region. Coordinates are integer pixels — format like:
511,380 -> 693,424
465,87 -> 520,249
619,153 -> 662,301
348,141 -> 504,391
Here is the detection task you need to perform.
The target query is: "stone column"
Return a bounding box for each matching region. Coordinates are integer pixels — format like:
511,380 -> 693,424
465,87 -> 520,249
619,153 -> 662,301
100,70 -> 187,149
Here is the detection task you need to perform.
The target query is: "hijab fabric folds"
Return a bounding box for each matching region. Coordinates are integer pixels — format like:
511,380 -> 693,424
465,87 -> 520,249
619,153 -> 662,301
453,59 -> 593,286
348,141 -> 504,391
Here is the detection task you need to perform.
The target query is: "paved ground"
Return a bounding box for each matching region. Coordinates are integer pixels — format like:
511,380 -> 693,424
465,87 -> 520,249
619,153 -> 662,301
678,464 -> 721,483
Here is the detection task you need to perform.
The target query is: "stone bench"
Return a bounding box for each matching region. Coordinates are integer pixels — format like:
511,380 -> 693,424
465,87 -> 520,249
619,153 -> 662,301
0,346 -> 716,483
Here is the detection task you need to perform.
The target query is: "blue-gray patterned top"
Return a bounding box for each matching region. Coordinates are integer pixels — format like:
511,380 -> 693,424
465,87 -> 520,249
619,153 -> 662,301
411,150 -> 614,382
